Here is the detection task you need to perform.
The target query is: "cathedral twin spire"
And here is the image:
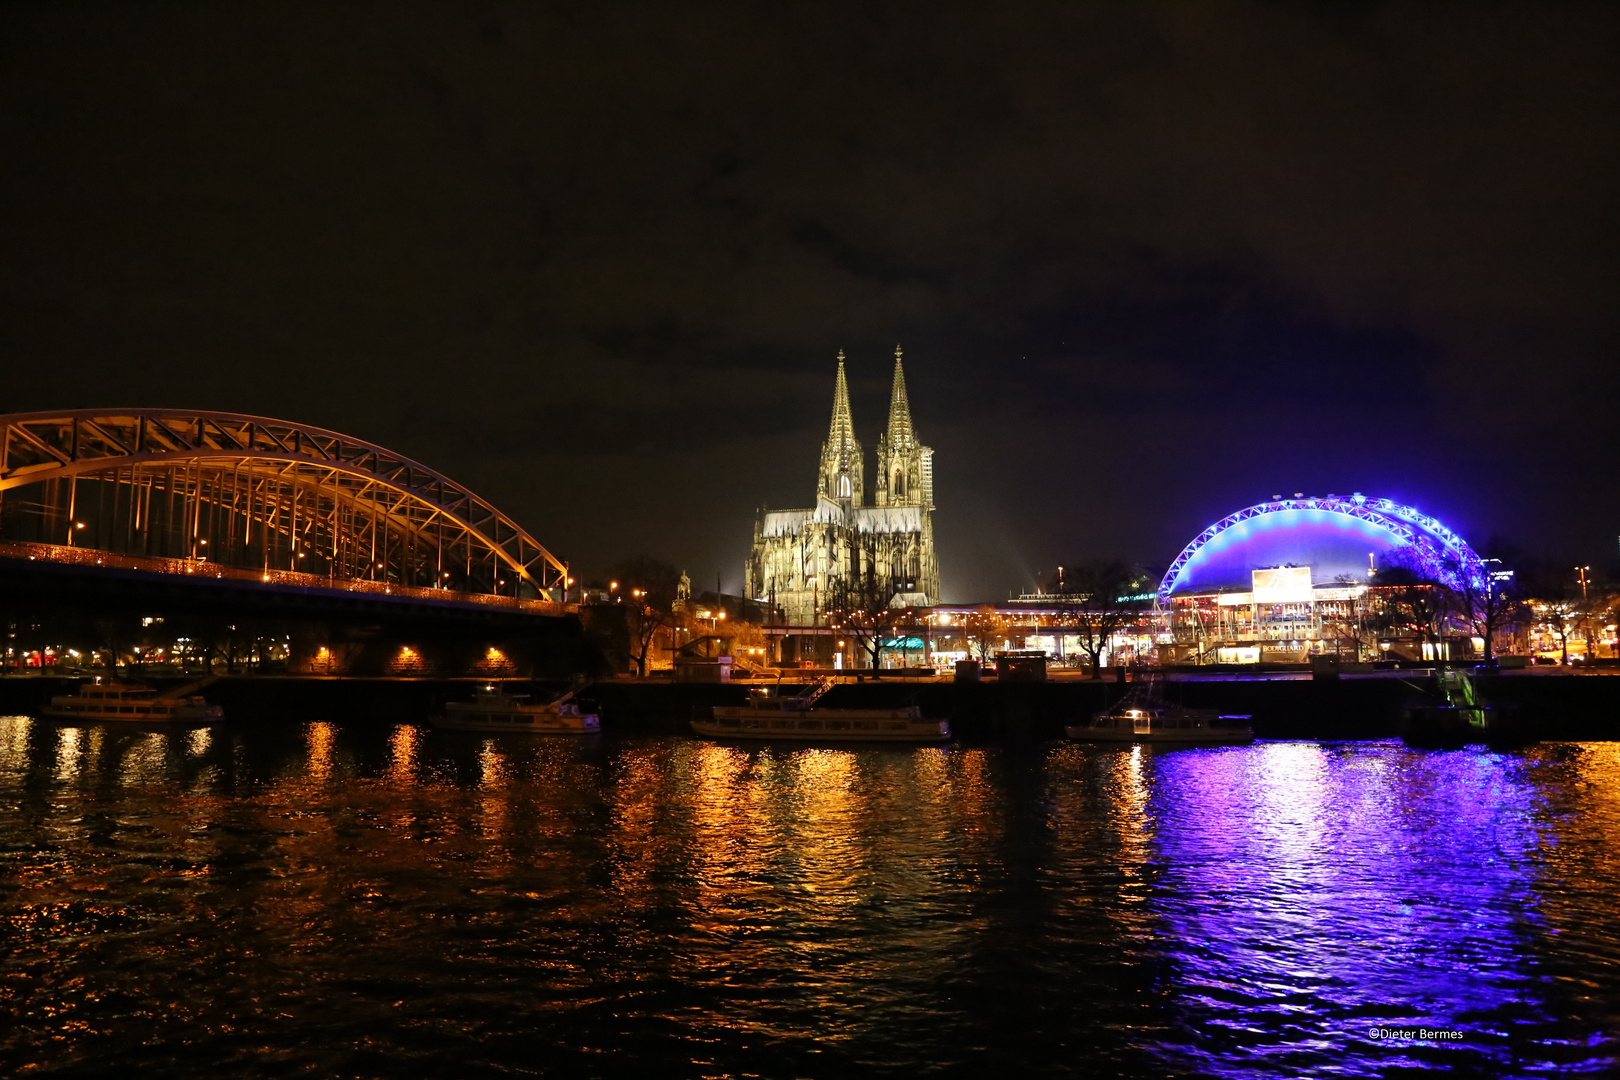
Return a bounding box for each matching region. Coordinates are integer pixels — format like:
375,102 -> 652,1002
818,345 -> 926,508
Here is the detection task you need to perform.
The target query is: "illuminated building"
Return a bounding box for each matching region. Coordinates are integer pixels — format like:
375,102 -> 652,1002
746,347 -> 940,631
1159,494 -> 1487,663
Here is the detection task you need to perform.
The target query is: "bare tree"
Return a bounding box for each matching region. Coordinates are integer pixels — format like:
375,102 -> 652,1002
1595,587 -> 1619,660
963,605 -> 1006,663
1523,563 -> 1587,666
608,556 -> 684,677
825,566 -> 903,675
1444,549 -> 1524,665
1048,560 -> 1151,678
1373,552 -> 1458,657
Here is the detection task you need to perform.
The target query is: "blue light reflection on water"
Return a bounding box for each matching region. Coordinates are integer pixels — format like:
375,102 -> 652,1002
1136,742 -> 1611,1075
1,716 -> 1617,1077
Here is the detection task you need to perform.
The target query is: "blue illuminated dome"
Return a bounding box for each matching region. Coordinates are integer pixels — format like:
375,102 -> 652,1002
1159,494 -> 1486,600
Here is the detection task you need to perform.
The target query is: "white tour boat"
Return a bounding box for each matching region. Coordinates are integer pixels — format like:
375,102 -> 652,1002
43,679 -> 223,723
431,686 -> 600,734
692,678 -> 951,742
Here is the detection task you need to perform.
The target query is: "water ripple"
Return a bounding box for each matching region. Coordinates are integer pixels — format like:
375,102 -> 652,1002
0,717 -> 1615,1077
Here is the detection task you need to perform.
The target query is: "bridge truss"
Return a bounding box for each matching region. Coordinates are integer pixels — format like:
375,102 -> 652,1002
0,410 -> 569,602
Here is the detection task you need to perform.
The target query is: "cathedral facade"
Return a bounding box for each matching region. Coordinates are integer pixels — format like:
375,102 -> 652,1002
746,347 -> 940,624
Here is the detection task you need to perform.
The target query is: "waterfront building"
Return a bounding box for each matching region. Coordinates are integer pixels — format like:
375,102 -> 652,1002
919,601 -> 1161,671
745,348 -> 940,631
1157,494 -> 1488,663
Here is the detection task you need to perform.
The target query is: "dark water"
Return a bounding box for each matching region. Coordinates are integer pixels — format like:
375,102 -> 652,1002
2,717 -> 1617,1078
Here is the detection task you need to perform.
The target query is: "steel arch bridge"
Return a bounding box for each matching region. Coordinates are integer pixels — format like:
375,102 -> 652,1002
1158,494 -> 1487,602
0,410 -> 568,603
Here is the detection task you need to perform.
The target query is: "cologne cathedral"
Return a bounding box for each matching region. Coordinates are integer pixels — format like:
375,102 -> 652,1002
745,347 -> 940,624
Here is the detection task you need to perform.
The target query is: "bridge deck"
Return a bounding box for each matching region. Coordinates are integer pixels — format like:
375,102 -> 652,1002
0,540 -> 571,616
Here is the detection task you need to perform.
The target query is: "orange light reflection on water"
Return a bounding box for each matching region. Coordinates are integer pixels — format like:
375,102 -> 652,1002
388,724 -> 417,788
476,739 -> 510,843
305,721 -> 335,782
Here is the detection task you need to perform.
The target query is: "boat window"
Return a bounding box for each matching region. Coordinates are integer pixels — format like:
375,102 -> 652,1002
855,721 -> 877,730
720,718 -> 740,727
827,721 -> 849,730
887,722 -> 907,730
800,721 -> 823,731
771,720 -> 790,729
120,707 -> 135,714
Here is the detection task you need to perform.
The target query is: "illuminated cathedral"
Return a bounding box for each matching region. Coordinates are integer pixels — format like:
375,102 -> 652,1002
745,347 -> 940,624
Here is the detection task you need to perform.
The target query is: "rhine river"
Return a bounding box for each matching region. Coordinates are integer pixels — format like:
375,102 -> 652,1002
1,717 -> 1616,1077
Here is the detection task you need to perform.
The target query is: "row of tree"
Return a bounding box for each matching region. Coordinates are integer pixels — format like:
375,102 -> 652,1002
596,549 -> 1618,678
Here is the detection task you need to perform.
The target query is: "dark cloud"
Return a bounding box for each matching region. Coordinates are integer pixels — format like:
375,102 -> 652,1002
0,1 -> 1615,597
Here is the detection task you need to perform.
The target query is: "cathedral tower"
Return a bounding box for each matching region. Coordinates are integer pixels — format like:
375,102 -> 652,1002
817,350 -> 864,505
875,345 -> 933,511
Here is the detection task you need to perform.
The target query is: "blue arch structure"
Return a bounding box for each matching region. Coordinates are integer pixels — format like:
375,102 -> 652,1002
1159,494 -> 1486,602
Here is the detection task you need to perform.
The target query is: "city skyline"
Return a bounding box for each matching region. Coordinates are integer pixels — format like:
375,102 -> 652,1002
2,9 -> 1618,1076
1,3 -> 1615,599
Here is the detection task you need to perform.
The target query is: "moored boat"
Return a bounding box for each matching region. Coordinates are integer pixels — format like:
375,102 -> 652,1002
42,679 -> 223,723
1064,673 -> 1252,744
431,686 -> 600,734
692,678 -> 950,742
1064,703 -> 1254,744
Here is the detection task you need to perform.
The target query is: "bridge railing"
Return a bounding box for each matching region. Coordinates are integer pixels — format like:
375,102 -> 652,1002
0,540 -> 574,616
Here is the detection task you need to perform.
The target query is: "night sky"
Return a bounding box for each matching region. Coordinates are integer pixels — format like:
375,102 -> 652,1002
2,3 -> 1616,600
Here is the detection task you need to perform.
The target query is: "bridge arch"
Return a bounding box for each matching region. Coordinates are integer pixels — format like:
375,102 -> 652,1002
1158,494 -> 1486,602
0,410 -> 568,601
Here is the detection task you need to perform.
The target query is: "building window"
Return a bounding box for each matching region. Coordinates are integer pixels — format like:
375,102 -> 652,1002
839,475 -> 850,497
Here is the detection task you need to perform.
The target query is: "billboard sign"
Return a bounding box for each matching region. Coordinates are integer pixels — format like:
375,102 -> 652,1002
1251,566 -> 1313,604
